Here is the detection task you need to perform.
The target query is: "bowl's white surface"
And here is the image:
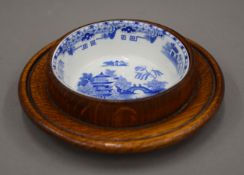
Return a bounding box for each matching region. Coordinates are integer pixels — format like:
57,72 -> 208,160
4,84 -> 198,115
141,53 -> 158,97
52,20 -> 189,100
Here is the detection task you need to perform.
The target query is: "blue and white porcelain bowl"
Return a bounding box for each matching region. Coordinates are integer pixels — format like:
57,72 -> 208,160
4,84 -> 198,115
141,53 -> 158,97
48,19 -> 195,127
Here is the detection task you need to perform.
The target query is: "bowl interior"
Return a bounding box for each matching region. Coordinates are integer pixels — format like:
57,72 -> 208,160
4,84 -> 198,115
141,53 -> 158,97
52,20 -> 189,100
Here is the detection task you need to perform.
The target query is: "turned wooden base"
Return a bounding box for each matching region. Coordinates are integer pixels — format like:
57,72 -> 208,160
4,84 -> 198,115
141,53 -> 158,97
18,39 -> 224,153
46,20 -> 197,128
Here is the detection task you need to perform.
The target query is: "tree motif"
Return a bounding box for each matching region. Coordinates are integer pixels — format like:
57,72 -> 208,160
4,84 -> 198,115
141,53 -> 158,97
134,66 -> 163,80
77,81 -> 96,96
114,76 -> 132,90
145,79 -> 167,91
78,73 -> 93,86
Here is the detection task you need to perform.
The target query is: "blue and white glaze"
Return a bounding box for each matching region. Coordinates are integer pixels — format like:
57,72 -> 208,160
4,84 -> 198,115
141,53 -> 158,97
52,20 -> 190,100
77,65 -> 166,100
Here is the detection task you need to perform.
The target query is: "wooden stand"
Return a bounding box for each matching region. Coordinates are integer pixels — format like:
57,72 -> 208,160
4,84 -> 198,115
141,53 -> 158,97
18,39 -> 224,153
47,22 -> 197,128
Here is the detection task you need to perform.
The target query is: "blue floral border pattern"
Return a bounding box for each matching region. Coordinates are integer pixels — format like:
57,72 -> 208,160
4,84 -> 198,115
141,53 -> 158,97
77,66 -> 167,100
52,20 -> 189,81
53,20 -> 166,59
52,20 -> 190,100
161,32 -> 189,79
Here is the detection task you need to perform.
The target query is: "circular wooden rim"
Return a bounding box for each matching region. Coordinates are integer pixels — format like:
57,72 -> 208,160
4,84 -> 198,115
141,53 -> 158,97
18,39 -> 224,153
49,19 -> 195,104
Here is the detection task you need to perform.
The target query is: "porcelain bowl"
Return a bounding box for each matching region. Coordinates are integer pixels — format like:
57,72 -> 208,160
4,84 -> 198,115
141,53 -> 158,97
47,19 -> 196,127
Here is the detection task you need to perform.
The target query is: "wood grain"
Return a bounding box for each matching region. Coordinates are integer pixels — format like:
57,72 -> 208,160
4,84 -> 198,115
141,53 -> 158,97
18,39 -> 224,153
46,20 -> 196,128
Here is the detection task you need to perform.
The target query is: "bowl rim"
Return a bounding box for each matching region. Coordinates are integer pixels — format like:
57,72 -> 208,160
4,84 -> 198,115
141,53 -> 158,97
49,19 -> 194,103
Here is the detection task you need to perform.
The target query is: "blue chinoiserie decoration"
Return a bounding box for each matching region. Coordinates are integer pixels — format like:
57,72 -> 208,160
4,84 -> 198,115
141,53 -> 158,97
134,66 -> 163,80
51,20 -> 190,100
77,65 -> 167,100
162,42 -> 179,67
53,20 -> 167,58
162,42 -> 188,78
102,60 -> 128,67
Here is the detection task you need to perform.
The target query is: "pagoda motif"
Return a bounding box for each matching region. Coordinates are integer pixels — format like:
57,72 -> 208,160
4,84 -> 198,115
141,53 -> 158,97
77,67 -> 167,100
91,72 -> 113,97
